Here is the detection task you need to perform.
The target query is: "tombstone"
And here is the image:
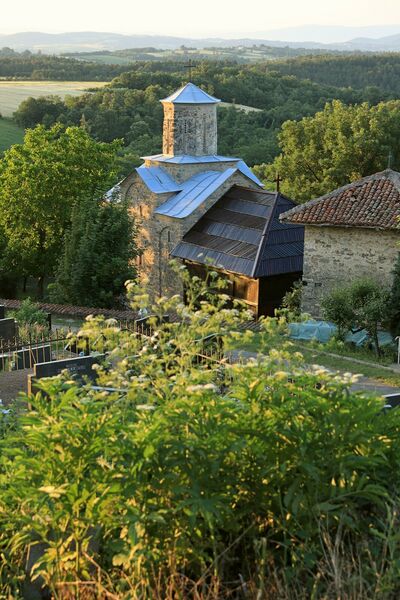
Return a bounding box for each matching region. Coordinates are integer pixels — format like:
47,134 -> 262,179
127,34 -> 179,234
13,344 -> 51,370
383,393 -> 400,410
0,305 -> 5,320
28,354 -> 105,396
0,318 -> 17,342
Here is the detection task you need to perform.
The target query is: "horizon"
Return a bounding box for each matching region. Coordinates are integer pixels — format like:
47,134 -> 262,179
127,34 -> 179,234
2,0 -> 400,43
1,24 -> 400,46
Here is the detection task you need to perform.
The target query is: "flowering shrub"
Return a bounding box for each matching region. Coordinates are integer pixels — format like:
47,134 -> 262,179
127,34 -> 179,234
1,270 -> 400,598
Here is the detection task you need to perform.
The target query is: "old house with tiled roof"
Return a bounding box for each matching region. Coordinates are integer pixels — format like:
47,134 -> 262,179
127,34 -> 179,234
281,169 -> 400,316
116,83 -> 304,316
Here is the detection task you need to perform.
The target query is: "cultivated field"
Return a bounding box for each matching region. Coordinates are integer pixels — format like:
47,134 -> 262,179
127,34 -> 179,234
0,81 -> 107,117
0,118 -> 24,152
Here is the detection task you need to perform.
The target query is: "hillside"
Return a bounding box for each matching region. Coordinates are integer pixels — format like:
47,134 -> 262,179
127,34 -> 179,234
264,53 -> 400,95
2,28 -> 400,54
0,118 -> 24,152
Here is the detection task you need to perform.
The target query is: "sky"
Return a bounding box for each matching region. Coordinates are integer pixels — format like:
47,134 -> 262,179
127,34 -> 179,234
2,0 -> 400,40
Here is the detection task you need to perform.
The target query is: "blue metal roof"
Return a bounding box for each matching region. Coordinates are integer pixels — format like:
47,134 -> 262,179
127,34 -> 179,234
171,187 -> 304,278
136,166 -> 181,194
142,154 -> 241,164
155,169 -> 236,219
161,83 -> 221,105
141,155 -> 263,187
236,160 -> 263,187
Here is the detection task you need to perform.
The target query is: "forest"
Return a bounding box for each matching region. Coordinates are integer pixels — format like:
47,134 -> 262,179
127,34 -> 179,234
3,52 -> 400,179
11,59 -> 389,173
264,53 -> 400,95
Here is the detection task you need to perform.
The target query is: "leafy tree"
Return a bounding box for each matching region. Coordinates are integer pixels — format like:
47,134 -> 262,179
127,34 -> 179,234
265,100 -> 400,201
349,278 -> 391,356
388,252 -> 400,337
13,95 -> 64,128
49,195 -> 137,308
321,286 -> 355,340
322,278 -> 390,355
0,124 -> 121,297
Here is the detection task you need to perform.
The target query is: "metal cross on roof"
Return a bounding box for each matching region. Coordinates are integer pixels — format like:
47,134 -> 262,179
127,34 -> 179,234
274,172 -> 283,193
184,59 -> 195,81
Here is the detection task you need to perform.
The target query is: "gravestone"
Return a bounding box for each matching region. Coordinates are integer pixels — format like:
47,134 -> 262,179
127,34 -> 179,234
0,305 -> 5,320
28,354 -> 105,395
383,393 -> 400,409
13,344 -> 51,370
0,318 -> 17,342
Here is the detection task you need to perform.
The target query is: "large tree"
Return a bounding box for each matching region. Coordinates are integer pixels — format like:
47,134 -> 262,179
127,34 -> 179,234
388,252 -> 400,338
258,99 -> 400,201
0,124 -> 121,296
50,195 -> 137,308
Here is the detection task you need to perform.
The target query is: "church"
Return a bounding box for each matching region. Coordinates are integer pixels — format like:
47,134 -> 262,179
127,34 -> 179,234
115,82 -> 304,316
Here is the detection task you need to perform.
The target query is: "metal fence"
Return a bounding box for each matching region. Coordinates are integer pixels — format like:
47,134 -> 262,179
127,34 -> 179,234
0,330 -> 81,372
0,316 -> 160,373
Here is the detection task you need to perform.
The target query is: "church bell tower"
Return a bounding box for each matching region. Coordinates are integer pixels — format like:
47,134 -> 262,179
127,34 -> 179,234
161,83 -> 220,157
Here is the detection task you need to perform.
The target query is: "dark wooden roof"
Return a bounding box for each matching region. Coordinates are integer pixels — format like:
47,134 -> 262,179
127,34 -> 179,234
171,185 -> 304,278
281,169 -> 400,230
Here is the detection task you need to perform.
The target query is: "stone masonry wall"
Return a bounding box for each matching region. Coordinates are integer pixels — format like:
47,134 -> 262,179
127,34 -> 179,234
301,225 -> 400,317
162,102 -> 217,156
124,172 -> 258,300
144,159 -> 240,183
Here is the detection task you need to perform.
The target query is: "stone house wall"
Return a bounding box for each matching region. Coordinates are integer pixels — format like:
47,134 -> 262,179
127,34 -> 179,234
301,225 -> 400,316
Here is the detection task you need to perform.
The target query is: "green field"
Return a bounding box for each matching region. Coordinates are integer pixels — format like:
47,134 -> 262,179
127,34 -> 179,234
0,81 -> 107,118
0,118 -> 24,152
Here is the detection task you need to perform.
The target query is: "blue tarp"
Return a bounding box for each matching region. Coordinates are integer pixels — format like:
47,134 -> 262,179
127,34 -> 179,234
288,320 -> 337,343
288,320 -> 394,347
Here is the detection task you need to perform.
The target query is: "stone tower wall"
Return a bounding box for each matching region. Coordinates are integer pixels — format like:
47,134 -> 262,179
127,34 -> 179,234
162,102 -> 218,156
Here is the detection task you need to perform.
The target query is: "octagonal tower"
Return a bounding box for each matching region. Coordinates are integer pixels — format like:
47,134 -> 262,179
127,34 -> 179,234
161,82 -> 220,157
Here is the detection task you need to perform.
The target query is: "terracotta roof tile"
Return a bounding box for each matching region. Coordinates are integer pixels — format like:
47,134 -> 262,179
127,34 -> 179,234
281,169 -> 400,230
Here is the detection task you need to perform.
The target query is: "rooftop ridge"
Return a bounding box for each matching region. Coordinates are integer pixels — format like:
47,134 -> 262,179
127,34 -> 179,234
282,169 -> 400,220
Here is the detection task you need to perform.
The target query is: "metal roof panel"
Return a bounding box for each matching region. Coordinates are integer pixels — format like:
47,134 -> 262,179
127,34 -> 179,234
136,166 -> 181,194
161,83 -> 221,104
142,154 -> 241,164
236,160 -> 264,187
154,169 -> 236,219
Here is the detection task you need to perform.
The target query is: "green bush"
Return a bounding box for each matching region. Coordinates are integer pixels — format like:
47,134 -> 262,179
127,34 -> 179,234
321,285 -> 355,340
1,272 -> 400,598
388,252 -> 400,338
281,279 -> 303,318
322,278 -> 391,354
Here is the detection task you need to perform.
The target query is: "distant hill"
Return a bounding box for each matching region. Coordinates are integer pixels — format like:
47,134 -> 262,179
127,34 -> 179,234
2,28 -> 400,54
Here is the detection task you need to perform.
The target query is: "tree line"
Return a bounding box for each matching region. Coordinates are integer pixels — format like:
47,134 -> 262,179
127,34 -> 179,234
264,53 -> 400,96
0,53 -> 133,80
12,62 -> 379,173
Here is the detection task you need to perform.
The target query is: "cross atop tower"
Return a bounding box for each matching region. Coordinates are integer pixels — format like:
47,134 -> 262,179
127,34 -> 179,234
184,59 -> 195,82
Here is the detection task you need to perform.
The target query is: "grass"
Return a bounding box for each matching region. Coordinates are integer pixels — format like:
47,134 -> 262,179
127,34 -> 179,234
0,118 -> 24,152
235,332 -> 400,388
0,81 -> 107,118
